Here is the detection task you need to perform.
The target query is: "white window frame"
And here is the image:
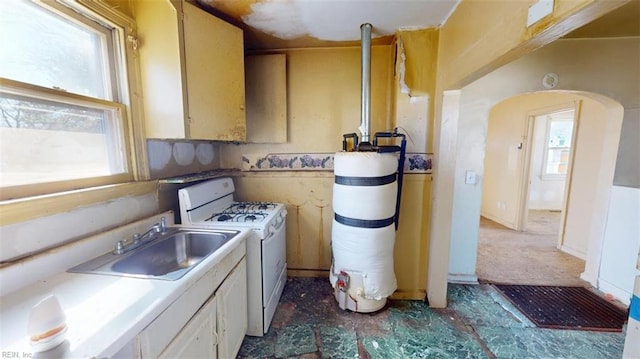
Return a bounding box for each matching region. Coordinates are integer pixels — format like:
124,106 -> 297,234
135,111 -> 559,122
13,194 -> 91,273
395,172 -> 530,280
541,113 -> 574,181
0,0 -> 147,201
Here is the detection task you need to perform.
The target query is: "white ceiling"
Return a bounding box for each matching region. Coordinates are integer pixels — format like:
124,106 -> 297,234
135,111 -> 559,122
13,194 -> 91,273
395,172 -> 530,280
198,0 -> 638,50
241,0 -> 459,41
199,0 -> 460,49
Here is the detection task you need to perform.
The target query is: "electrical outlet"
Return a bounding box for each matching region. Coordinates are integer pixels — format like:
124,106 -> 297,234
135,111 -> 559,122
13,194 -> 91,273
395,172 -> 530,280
465,170 -> 477,185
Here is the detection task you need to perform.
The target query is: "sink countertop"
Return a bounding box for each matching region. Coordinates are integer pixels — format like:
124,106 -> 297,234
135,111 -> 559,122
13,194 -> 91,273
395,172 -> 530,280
0,227 -> 250,358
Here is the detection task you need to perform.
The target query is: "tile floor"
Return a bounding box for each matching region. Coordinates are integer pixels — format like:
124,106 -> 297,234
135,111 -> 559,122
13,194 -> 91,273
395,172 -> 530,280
237,277 -> 625,359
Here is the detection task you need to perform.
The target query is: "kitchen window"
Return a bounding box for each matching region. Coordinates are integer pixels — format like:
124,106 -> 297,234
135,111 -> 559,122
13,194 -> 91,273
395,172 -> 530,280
542,109 -> 575,180
0,0 -> 136,200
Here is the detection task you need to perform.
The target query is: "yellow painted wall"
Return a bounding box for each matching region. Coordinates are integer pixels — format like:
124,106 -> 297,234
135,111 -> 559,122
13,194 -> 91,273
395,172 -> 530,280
220,46 -> 393,164
229,172 -> 431,300
393,174 -> 431,299
231,173 -> 334,274
220,46 -> 431,299
396,29 -> 439,97
104,0 -> 134,17
394,29 -> 439,153
438,0 -> 627,89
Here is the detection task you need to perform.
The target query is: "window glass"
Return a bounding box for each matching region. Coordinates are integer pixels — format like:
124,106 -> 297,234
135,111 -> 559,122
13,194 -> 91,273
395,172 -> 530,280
543,110 -> 574,177
545,148 -> 571,175
547,120 -> 573,149
0,0 -> 112,100
0,92 -> 126,187
0,0 -> 132,199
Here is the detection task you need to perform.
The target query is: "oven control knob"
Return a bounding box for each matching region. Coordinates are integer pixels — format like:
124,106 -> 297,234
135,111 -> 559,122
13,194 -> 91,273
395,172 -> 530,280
269,224 -> 276,234
276,216 -> 283,225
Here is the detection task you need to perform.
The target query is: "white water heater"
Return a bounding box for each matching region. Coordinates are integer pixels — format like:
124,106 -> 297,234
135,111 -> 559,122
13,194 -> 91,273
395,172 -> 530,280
330,151 -> 399,312
329,23 -> 406,312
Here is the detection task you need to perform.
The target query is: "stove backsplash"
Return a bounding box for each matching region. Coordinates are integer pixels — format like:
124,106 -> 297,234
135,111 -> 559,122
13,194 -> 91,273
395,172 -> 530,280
241,152 -> 432,174
147,139 -> 220,179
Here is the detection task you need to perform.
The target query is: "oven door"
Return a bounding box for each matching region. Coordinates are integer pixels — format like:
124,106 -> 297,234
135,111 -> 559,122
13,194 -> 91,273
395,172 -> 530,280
262,218 -> 287,305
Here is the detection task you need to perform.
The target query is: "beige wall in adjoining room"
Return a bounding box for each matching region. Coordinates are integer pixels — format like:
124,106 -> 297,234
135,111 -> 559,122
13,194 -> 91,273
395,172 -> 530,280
428,0 -> 628,307
481,92 -> 618,261
446,36 -> 637,292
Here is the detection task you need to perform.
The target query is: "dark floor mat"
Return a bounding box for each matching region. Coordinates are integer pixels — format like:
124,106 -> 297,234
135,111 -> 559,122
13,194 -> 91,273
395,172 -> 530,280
494,284 -> 627,332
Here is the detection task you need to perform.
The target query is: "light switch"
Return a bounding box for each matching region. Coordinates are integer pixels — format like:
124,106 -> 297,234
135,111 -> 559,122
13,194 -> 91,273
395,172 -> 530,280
465,170 -> 477,185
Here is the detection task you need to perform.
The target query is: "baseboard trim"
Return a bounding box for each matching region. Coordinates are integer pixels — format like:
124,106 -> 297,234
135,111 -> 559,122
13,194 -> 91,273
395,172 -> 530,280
480,212 -> 516,230
390,290 -> 426,300
448,273 -> 479,284
580,271 -> 598,286
560,244 -> 586,260
598,278 -> 633,305
287,269 -> 329,278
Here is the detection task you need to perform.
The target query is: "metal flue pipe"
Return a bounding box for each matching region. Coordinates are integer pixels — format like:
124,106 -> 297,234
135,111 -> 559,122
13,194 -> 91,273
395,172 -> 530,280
359,23 -> 372,144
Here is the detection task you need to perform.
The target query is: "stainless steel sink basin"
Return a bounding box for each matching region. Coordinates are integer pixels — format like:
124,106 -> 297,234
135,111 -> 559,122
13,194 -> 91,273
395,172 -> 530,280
69,228 -> 239,280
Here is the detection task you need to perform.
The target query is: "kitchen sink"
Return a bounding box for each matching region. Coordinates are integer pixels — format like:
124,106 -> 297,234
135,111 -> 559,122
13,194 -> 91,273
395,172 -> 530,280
69,228 -> 239,281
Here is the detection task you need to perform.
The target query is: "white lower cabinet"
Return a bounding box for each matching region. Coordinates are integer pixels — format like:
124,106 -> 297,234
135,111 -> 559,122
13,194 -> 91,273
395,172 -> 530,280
135,253 -> 247,359
159,294 -> 218,358
217,256 -> 248,359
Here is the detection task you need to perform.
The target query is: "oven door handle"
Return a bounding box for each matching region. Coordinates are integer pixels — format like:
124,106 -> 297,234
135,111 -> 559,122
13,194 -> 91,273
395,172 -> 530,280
274,216 -> 286,230
265,217 -> 285,239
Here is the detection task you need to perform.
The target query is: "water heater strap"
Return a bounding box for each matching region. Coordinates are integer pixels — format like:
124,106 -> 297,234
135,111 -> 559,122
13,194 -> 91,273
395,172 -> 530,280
335,174 -> 396,186
335,213 -> 394,228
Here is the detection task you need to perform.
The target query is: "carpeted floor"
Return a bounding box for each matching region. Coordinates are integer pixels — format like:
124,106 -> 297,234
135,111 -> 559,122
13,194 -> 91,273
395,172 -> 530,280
476,210 -> 587,286
237,277 -> 625,358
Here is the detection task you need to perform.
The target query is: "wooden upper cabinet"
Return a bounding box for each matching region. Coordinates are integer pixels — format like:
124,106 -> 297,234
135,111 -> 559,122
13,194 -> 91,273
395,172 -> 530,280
135,0 -> 246,141
245,54 -> 287,143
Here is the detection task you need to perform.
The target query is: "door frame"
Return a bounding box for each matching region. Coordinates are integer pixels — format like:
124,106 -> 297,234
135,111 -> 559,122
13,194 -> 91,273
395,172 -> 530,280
517,100 -> 581,247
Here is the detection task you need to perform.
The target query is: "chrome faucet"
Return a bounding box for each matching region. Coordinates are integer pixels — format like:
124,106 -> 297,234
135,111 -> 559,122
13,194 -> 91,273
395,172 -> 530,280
134,217 -> 167,242
114,217 -> 167,255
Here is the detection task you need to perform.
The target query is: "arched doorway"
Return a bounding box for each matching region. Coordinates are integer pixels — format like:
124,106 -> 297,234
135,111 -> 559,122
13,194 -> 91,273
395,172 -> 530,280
477,91 -> 624,286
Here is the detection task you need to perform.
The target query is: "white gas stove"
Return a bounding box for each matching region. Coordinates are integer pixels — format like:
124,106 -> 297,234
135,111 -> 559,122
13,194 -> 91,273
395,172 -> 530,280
178,177 -> 287,337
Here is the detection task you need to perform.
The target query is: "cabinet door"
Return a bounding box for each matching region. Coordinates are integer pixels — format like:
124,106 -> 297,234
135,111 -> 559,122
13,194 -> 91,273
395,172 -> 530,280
183,1 -> 246,141
159,294 -> 218,359
245,54 -> 287,143
134,0 -> 188,138
217,257 -> 248,359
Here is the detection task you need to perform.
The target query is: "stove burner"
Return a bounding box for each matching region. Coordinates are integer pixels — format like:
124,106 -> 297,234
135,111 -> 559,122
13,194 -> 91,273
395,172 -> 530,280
203,201 -> 279,222
206,209 -> 270,223
228,201 -> 277,212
